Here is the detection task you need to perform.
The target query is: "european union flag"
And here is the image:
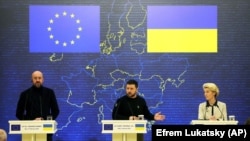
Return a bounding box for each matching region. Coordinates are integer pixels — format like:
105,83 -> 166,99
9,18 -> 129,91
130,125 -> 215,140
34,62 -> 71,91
29,5 -> 100,53
147,6 -> 217,53
104,124 -> 113,130
11,124 -> 21,131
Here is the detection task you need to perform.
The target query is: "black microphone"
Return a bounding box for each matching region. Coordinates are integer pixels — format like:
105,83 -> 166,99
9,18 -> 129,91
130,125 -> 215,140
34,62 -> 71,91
39,96 -> 43,119
216,105 -> 224,120
113,99 -> 121,120
127,101 -> 134,119
23,94 -> 29,120
204,105 -> 209,120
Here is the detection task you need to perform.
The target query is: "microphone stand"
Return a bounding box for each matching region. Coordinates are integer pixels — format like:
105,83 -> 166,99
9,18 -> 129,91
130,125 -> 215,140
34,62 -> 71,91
216,105 -> 224,120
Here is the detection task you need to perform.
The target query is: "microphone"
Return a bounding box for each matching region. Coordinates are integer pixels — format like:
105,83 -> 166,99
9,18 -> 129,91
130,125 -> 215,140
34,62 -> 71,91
23,94 -> 29,120
39,96 -> 43,119
204,105 -> 209,120
216,105 -> 224,120
127,101 -> 134,118
113,99 -> 121,120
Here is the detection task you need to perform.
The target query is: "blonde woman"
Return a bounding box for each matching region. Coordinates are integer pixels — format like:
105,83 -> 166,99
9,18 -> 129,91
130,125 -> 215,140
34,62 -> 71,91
198,83 -> 227,120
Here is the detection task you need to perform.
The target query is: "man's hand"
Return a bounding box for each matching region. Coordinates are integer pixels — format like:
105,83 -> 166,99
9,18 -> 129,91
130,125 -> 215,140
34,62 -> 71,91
34,117 -> 43,120
129,116 -> 138,120
154,112 -> 165,121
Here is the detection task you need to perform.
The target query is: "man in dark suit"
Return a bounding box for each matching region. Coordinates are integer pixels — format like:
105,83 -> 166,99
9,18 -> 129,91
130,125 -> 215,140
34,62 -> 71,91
16,70 -> 60,141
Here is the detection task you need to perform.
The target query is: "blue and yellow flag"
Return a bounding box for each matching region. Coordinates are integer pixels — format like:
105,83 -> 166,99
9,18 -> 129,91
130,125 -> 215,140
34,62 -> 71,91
29,5 -> 100,53
43,124 -> 53,131
135,124 -> 145,130
147,6 -> 217,53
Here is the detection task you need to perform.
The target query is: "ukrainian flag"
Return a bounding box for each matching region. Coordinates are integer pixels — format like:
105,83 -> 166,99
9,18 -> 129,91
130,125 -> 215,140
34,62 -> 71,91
43,124 -> 53,131
147,6 -> 217,53
135,124 -> 145,130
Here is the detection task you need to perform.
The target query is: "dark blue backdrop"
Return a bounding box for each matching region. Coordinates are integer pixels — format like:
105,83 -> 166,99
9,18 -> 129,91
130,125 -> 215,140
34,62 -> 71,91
1,0 -> 250,141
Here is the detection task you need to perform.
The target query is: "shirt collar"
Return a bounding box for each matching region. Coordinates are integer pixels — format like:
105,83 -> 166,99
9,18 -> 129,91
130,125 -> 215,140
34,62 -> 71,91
206,100 -> 218,107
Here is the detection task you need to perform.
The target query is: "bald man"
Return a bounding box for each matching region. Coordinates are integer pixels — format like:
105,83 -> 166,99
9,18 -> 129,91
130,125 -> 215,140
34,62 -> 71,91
16,70 -> 60,141
0,129 -> 7,141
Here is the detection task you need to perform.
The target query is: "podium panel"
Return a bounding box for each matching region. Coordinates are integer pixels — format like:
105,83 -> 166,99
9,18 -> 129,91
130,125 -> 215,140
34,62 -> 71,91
112,133 -> 137,141
190,120 -> 238,125
101,120 -> 147,141
22,134 -> 46,141
9,120 -> 57,141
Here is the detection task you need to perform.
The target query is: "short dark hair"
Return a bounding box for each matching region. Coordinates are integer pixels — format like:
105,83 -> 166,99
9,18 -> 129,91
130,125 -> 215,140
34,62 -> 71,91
126,79 -> 138,88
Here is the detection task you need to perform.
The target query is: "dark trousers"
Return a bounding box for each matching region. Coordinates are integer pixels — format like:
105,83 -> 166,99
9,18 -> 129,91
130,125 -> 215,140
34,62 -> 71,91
137,133 -> 144,141
47,134 -> 53,141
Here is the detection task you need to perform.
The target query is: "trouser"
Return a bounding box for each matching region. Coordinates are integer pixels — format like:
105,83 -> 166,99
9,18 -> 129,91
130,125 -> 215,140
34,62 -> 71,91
47,134 -> 53,141
137,133 -> 144,141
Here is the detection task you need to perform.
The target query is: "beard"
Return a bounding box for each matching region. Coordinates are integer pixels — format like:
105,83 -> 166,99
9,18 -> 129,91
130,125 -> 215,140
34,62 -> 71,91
127,92 -> 136,98
34,82 -> 42,88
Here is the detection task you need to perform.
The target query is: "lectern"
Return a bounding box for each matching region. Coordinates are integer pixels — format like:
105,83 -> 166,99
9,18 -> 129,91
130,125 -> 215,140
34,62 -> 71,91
190,120 -> 238,125
9,120 -> 57,141
101,120 -> 147,141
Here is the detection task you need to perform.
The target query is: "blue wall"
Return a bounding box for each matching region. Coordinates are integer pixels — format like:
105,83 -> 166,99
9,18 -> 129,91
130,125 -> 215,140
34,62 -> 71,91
1,0 -> 250,141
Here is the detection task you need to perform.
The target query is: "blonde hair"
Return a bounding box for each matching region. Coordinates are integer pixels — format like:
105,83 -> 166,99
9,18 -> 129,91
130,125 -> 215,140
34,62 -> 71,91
203,82 -> 220,97
0,129 -> 7,141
